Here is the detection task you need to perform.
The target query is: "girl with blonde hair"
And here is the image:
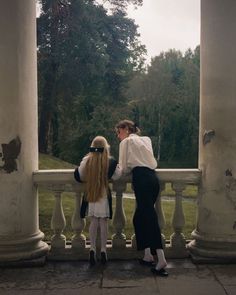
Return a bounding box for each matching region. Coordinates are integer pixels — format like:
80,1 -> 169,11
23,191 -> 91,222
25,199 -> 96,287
74,136 -> 121,265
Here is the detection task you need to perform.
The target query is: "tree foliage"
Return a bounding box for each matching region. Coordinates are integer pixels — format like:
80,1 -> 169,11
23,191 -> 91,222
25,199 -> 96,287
97,0 -> 143,12
37,0 -> 146,161
127,47 -> 200,167
38,1 -> 200,168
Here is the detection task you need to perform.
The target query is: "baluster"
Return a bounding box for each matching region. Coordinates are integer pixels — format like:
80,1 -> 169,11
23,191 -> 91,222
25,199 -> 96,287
155,182 -> 166,248
71,187 -> 86,250
112,181 -> 127,248
51,186 -> 66,250
170,182 -> 186,250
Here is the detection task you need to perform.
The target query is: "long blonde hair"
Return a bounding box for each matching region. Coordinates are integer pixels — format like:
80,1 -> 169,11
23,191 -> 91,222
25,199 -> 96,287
85,136 -> 110,202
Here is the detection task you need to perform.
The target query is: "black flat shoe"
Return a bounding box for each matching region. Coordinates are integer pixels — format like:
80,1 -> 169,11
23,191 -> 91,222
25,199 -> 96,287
101,252 -> 107,265
138,259 -> 155,266
89,250 -> 96,266
151,267 -> 168,277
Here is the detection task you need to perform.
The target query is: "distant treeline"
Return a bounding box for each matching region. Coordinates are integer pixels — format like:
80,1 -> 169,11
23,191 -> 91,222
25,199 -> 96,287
37,0 -> 199,168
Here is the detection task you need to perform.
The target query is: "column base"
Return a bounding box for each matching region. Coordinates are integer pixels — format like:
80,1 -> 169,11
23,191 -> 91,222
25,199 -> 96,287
187,230 -> 236,263
0,231 -> 49,265
0,256 -> 46,267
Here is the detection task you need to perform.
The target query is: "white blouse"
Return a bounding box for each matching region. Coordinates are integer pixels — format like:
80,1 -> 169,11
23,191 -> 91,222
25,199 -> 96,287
118,134 -> 157,174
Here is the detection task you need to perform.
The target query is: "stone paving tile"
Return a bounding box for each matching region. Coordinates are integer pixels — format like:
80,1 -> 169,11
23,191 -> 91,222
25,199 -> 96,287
208,265 -> 236,285
103,270 -> 157,287
102,260 -> 140,271
156,268 -> 226,295
166,258 -> 197,269
0,260 -> 235,295
224,286 -> 236,295
0,282 -> 17,290
50,261 -> 88,273
45,288 -> 102,295
45,262 -> 101,290
0,290 -> 44,295
102,261 -> 159,295
46,277 -> 100,290
103,260 -> 155,280
0,266 -> 50,291
102,287 -> 159,295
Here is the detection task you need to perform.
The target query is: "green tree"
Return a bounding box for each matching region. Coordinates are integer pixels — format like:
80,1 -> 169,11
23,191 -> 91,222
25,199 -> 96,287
127,47 -> 200,167
37,0 -> 146,161
99,0 -> 143,12
38,0 -> 68,153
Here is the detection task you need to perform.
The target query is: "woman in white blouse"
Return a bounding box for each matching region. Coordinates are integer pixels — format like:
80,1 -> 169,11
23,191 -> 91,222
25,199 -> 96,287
116,120 -> 168,276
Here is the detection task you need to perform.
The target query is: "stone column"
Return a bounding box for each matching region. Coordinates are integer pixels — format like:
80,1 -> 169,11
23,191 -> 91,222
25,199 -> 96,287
0,0 -> 48,264
188,0 -> 236,261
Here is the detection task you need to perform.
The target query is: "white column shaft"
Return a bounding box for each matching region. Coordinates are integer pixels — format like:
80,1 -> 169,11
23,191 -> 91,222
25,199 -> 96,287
189,0 -> 236,260
0,0 -> 48,263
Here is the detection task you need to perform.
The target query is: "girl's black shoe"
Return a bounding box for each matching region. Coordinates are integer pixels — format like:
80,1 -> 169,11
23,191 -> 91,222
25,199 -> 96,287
101,252 -> 107,264
89,250 -> 96,266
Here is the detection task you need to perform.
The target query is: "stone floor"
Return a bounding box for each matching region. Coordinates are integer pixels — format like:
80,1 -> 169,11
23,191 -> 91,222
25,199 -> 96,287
0,259 -> 235,295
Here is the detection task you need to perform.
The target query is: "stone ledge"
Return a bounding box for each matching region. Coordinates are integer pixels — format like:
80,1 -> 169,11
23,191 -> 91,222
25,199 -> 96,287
0,256 -> 46,267
190,253 -> 236,264
46,240 -> 190,261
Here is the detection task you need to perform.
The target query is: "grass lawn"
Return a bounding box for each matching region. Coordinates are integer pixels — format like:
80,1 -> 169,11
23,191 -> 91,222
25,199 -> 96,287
39,153 -> 76,169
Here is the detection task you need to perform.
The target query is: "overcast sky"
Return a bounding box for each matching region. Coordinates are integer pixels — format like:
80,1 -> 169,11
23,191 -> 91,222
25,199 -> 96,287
36,0 -> 200,64
127,0 -> 200,63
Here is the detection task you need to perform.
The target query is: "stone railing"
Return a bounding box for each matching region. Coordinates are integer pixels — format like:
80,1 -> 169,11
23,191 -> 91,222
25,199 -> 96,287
33,169 -> 201,260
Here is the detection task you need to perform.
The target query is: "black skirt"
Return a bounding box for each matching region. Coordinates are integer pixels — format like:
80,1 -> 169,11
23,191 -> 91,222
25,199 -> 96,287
132,166 -> 163,251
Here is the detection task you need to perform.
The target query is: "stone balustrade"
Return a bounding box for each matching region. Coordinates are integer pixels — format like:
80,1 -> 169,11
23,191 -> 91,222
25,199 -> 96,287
33,169 -> 201,260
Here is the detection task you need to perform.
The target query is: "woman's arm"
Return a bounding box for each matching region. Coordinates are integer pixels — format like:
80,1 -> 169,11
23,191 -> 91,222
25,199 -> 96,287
118,139 -> 131,174
74,155 -> 89,182
111,164 -> 122,180
108,158 -> 122,180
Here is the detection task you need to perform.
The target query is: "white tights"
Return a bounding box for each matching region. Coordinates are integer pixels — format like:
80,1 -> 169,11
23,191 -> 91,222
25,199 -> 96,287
89,217 -> 108,253
143,247 -> 167,270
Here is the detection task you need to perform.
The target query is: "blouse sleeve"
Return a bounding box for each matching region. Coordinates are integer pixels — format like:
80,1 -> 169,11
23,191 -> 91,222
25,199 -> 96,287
77,155 -> 89,181
111,164 -> 122,180
118,139 -> 131,174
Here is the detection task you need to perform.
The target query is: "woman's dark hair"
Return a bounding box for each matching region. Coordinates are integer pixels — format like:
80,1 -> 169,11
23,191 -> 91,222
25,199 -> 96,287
115,119 -> 141,135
